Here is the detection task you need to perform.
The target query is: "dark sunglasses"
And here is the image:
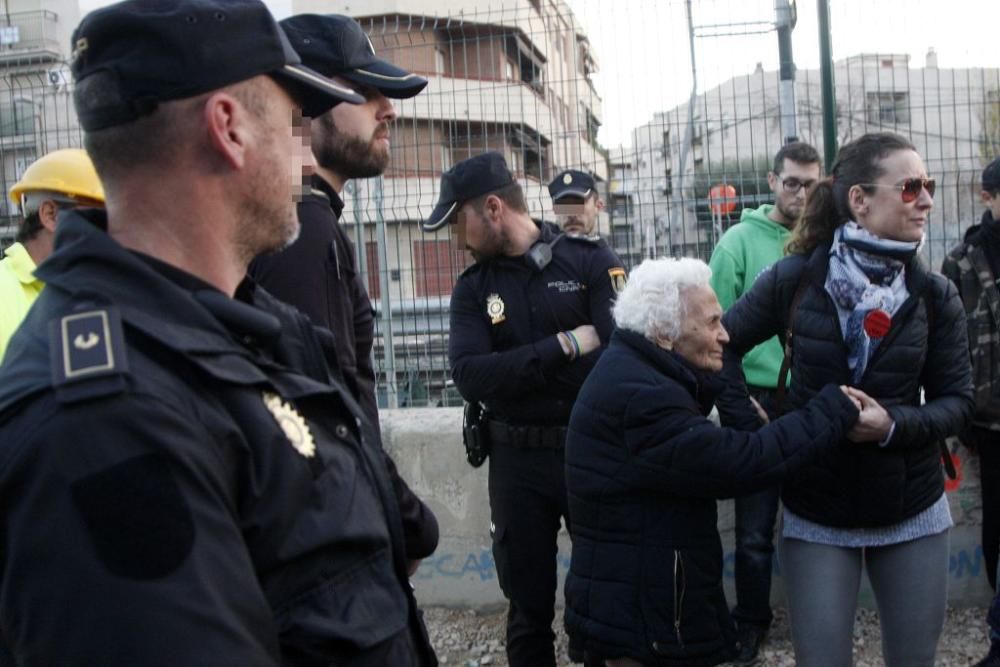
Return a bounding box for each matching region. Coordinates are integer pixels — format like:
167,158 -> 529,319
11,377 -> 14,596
861,177 -> 936,203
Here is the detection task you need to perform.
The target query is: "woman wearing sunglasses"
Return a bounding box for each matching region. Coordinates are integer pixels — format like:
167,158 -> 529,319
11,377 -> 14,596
718,132 -> 973,666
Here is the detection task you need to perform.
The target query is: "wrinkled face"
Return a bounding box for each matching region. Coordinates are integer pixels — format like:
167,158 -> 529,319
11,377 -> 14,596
239,78 -> 314,256
554,193 -> 603,235
451,201 -> 506,262
313,78 -> 397,179
767,159 -> 821,227
855,149 -> 933,243
672,284 -> 729,372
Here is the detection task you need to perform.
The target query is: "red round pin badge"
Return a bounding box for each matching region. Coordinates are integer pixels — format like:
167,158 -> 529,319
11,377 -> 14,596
863,309 -> 891,338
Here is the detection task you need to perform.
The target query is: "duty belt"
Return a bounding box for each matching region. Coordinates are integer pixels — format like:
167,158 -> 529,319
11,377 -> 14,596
486,418 -> 567,449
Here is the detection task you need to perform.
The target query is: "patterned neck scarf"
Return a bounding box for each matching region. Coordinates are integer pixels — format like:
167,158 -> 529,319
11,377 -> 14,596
826,222 -> 921,383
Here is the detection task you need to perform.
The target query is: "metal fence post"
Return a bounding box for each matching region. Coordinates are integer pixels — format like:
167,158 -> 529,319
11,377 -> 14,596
374,175 -> 398,409
817,0 -> 838,171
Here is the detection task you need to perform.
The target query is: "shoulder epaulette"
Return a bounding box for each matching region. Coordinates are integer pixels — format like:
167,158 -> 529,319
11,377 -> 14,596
49,306 -> 129,404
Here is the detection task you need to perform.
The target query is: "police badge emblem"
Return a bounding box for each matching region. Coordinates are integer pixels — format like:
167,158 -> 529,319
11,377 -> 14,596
262,392 -> 316,458
486,293 -> 506,324
608,267 -> 628,295
563,173 -> 573,185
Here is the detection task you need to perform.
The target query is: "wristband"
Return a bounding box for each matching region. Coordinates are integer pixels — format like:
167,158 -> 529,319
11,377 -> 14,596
557,332 -> 574,359
566,330 -> 582,359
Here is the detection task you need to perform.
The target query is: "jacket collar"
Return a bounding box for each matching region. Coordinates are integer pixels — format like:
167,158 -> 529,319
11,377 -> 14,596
2,242 -> 40,286
39,211 -> 282,358
613,328 -> 722,415
309,173 -> 345,219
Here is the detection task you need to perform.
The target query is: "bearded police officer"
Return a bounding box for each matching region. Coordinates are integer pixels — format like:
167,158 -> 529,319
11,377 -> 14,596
249,14 -> 438,571
548,169 -> 606,239
423,152 -> 626,667
0,1 -> 436,664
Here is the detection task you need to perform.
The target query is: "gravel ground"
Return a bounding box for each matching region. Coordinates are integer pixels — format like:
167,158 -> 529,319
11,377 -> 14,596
424,605 -> 992,666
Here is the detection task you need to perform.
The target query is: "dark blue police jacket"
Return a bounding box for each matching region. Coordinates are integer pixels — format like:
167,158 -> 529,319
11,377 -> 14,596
448,221 -> 625,425
0,212 -> 435,666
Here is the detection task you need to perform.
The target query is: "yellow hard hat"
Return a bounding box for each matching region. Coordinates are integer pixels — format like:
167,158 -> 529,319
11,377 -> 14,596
9,148 -> 105,211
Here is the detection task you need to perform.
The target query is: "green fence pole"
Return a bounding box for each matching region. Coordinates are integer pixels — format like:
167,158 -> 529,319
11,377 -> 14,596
817,0 -> 837,171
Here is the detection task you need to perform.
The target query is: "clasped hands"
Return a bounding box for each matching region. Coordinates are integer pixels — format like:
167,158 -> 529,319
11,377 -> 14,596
749,385 -> 893,443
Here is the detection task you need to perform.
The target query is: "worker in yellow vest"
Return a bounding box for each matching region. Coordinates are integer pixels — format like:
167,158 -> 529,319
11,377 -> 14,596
0,149 -> 104,360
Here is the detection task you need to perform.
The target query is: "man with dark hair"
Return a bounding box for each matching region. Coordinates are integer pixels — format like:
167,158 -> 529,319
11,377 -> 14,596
249,13 -> 438,571
423,152 -> 626,667
0,149 -> 104,359
942,156 -> 1000,667
0,1 -> 436,664
708,140 -> 821,664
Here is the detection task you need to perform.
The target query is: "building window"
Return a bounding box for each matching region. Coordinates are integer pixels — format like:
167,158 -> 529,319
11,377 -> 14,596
663,167 -> 673,196
413,240 -> 467,296
365,242 -> 381,300
435,48 -> 446,75
0,99 -> 36,137
439,144 -> 452,172
866,92 -> 910,124
661,129 -> 671,159
505,59 -> 515,81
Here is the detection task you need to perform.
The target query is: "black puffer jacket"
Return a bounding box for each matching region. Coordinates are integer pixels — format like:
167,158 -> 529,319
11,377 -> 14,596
719,244 -> 974,528
564,329 -> 859,666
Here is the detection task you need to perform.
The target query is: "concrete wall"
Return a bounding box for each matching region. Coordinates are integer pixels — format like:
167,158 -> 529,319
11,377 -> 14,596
381,407 -> 995,610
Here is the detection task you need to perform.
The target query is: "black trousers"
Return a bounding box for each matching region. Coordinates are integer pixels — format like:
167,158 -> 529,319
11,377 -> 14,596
976,427 -> 1000,590
488,440 -> 569,667
732,386 -> 781,628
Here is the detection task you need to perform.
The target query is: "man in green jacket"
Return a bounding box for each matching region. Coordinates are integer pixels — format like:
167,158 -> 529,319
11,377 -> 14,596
708,141 -> 821,664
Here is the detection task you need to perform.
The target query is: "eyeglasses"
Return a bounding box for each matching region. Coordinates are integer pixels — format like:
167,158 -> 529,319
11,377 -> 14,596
860,177 -> 936,203
780,177 -> 817,194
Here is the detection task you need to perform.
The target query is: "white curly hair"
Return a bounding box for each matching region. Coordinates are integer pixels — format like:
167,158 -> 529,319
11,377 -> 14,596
612,257 -> 714,341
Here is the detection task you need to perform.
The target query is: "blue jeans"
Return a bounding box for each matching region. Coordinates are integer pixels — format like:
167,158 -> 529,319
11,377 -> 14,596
732,385 -> 781,628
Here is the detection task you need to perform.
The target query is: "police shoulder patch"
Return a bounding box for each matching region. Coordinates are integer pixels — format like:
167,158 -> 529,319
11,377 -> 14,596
49,306 -> 129,404
608,267 -> 628,295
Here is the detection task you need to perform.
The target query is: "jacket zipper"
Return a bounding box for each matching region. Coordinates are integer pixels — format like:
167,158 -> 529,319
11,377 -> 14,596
673,550 -> 686,649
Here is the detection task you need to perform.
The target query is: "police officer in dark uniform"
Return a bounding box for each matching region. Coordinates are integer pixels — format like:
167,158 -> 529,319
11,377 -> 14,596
548,169 -> 607,241
249,14 -> 438,571
0,2 -> 435,665
422,152 -> 626,667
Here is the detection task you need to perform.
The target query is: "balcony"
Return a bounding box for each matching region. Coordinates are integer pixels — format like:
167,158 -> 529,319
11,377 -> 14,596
0,11 -> 61,66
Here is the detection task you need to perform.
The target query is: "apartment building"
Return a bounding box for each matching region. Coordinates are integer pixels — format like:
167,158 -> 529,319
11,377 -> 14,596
616,52 -> 1000,265
0,0 -> 82,245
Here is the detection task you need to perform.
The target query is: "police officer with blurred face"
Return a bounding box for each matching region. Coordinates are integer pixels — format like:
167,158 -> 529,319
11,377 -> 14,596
0,1 -> 435,664
548,169 -> 606,239
249,13 -> 439,572
423,152 -> 626,666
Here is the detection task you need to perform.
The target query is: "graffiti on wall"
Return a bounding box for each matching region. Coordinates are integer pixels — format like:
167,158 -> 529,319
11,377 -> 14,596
415,545 -> 988,582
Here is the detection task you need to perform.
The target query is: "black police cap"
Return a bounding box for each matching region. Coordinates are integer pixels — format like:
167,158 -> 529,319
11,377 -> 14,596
423,152 -> 514,232
984,157 -> 1000,192
70,0 -> 365,132
280,14 -> 428,100
548,169 -> 595,202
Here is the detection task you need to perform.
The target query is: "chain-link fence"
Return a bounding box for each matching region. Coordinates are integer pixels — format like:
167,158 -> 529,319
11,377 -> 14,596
2,0 -> 998,408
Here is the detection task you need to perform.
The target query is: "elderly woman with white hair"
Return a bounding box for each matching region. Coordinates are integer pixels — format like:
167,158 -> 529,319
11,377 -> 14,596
563,257 -> 862,667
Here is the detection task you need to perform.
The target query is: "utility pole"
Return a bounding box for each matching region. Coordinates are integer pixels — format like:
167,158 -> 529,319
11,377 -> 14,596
817,0 -> 838,171
775,0 -> 798,144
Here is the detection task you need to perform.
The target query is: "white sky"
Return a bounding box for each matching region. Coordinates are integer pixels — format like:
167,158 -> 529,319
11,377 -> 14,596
77,0 -> 999,148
